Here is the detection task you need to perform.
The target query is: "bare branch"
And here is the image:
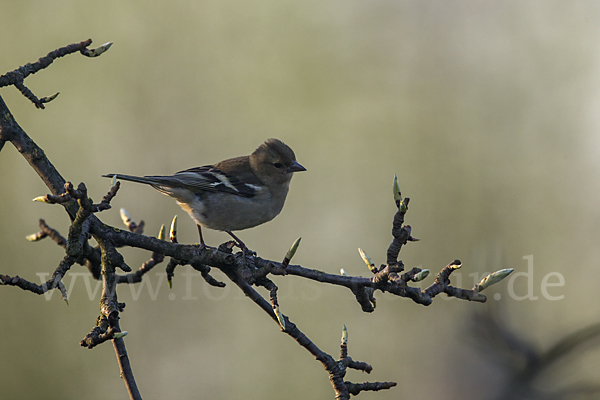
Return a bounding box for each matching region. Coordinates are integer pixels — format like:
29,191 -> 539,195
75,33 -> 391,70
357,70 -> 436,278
0,39 -> 112,109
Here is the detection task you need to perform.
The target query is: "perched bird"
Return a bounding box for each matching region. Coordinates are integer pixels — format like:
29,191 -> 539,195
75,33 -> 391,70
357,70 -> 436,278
103,138 -> 305,251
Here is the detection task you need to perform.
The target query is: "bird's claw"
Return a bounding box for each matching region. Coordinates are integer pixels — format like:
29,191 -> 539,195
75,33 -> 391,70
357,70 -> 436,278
235,241 -> 256,257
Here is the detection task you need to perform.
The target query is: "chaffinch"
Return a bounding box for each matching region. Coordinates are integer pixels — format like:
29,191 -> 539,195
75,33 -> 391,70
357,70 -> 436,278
103,138 -> 305,251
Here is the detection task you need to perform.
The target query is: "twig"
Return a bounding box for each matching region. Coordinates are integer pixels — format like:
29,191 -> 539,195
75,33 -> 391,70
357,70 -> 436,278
0,39 -> 112,109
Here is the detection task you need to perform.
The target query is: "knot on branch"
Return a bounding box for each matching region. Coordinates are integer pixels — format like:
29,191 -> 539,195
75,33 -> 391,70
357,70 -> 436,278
80,309 -> 125,349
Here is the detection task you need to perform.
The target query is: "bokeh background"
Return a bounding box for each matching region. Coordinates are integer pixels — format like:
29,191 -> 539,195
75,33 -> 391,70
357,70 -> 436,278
2,1 -> 600,399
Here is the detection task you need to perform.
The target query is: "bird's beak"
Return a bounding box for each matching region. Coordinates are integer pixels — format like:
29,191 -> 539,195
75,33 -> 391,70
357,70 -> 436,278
289,161 -> 306,172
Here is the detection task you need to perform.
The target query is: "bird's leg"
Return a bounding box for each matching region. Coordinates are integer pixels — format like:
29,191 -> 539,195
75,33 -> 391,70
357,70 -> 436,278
225,230 -> 254,256
197,225 -> 206,250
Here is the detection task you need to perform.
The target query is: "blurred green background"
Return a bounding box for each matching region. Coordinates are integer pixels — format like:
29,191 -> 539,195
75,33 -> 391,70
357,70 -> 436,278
2,1 -> 600,399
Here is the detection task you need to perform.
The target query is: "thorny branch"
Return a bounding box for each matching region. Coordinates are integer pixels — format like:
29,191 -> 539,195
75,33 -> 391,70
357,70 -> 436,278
0,40 -> 514,400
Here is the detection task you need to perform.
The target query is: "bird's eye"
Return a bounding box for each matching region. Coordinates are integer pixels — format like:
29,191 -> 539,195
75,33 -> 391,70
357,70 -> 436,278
273,162 -> 283,168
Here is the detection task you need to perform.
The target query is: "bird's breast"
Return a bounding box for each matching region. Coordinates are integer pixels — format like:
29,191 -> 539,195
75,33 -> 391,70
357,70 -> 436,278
177,188 -> 287,231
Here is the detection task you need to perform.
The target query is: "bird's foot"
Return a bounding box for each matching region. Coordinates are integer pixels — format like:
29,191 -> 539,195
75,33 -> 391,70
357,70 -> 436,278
225,230 -> 256,257
234,240 -> 256,257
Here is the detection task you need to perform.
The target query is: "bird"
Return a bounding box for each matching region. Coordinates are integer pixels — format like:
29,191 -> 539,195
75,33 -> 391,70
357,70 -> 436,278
103,138 -> 305,252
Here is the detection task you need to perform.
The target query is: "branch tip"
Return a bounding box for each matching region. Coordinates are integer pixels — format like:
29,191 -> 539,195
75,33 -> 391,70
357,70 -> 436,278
81,41 -> 113,58
449,260 -> 462,270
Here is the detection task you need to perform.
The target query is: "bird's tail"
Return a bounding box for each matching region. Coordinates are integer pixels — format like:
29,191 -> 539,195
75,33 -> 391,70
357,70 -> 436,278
101,173 -> 172,187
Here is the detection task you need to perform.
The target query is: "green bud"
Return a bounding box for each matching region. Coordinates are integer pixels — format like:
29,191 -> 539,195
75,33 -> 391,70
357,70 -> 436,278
358,248 -> 377,273
448,261 -> 462,271
274,305 -> 286,330
113,331 -> 128,339
158,224 -> 166,241
393,174 -> 402,202
82,41 -> 114,57
170,215 -> 178,242
25,232 -> 44,242
120,208 -> 131,226
476,268 -> 514,291
284,237 -> 301,262
413,269 -> 430,282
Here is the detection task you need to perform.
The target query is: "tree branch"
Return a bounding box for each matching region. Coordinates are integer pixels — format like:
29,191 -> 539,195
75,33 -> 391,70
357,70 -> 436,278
0,39 -> 514,400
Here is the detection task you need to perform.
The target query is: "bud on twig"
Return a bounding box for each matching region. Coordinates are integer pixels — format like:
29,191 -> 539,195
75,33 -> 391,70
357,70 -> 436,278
39,92 -> 59,104
274,304 -> 286,330
170,215 -> 178,243
282,237 -> 301,268
449,260 -> 462,271
157,224 -> 166,241
25,231 -> 46,242
475,268 -> 514,292
120,208 -> 131,227
81,41 -> 113,57
358,248 -> 377,274
113,331 -> 128,339
341,324 -> 348,345
392,174 -> 402,203
412,269 -> 430,282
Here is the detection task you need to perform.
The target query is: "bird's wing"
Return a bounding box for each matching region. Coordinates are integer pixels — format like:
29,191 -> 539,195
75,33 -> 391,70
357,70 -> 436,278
166,166 -> 258,198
